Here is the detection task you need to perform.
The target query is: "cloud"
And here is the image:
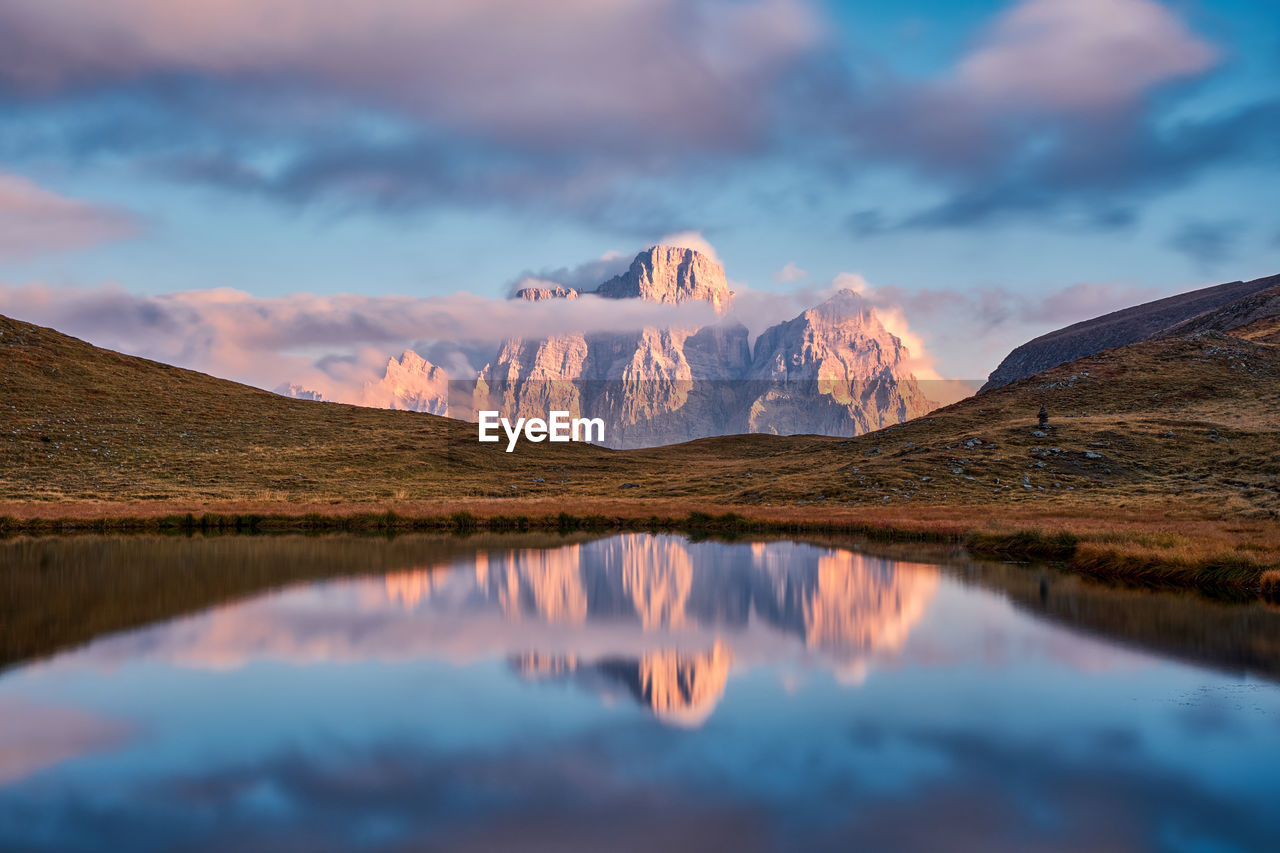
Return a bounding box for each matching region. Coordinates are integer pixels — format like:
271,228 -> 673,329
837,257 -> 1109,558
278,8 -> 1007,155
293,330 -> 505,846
506,251 -> 632,296
0,1 -> 825,231
837,0 -> 1278,231
0,280 -> 720,402
953,0 -> 1216,113
0,172 -> 136,259
1168,218 -> 1242,270
655,231 -> 721,265
0,697 -> 131,785
0,0 -> 818,155
772,261 -> 807,283
729,271 -> 1164,384
0,0 -> 1267,238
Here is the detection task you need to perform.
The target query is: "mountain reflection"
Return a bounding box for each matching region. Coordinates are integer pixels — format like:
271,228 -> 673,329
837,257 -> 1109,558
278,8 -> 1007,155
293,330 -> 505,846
15,535 -> 939,727
396,534 -> 938,723
512,642 -> 734,727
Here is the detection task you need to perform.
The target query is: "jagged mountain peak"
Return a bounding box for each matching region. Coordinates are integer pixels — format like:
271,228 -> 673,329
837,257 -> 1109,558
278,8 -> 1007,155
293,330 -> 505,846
362,349 -> 450,415
512,283 -> 580,302
387,349 -> 443,376
593,245 -> 731,309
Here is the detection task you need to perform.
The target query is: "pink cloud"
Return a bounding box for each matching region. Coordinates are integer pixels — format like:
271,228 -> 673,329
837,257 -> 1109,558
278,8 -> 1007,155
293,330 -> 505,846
0,697 -> 131,785
656,231 -> 722,266
954,0 -> 1217,113
0,173 -> 136,259
772,262 -> 807,283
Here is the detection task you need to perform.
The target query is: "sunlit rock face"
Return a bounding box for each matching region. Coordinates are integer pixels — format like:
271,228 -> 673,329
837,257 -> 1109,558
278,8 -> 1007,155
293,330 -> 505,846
595,245 -> 732,310
628,642 -> 732,727
746,544 -> 939,671
362,350 -> 450,415
746,289 -> 935,437
617,534 -> 694,630
511,284 -> 580,302
802,552 -> 939,669
480,246 -> 743,446
383,570 -> 437,609
482,546 -> 588,625
506,642 -> 731,728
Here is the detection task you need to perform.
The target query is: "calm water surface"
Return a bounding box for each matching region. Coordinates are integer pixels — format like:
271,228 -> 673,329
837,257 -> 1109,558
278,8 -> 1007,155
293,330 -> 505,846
1,533 -> 1278,852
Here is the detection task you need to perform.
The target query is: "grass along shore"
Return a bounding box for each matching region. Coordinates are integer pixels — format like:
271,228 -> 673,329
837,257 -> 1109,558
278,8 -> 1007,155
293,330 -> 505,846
2,498 -> 1276,597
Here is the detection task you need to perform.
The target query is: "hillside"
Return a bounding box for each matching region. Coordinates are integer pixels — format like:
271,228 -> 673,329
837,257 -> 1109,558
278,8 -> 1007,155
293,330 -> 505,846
1159,283 -> 1280,343
981,272 -> 1280,390
2,310 -> 1279,586
0,313 -> 623,502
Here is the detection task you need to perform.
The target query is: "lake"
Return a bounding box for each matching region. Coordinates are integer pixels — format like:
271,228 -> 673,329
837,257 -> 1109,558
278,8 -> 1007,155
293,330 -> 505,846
1,532 -> 1278,852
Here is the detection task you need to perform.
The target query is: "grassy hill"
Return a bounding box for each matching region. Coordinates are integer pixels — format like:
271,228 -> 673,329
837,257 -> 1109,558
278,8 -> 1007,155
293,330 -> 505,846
2,311 -> 1279,589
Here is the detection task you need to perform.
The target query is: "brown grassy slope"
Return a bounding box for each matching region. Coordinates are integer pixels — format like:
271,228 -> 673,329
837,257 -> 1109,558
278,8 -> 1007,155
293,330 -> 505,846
0,313 -> 631,502
2,313 -> 1279,582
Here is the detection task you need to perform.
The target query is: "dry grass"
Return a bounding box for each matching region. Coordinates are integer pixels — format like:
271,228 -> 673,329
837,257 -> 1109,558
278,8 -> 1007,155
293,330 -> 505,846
2,313 -> 1279,590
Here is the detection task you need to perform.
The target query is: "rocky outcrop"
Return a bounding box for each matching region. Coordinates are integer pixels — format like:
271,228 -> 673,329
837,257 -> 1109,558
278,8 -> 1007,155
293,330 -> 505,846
981,273 -> 1280,391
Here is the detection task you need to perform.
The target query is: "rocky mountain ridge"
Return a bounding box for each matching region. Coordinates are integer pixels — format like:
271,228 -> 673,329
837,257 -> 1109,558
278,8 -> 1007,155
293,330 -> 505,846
285,245 -> 935,447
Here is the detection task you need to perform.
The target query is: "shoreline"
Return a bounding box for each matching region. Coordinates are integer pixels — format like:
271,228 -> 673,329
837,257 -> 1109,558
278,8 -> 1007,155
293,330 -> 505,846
2,499 -> 1275,597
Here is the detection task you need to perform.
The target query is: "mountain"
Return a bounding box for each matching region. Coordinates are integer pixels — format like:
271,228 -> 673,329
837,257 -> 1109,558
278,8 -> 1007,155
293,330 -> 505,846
511,284 -> 580,302
362,350 -> 450,415
274,383 -> 326,402
594,244 -> 732,308
474,245 -> 933,447
746,289 -> 934,437
981,272 -> 1280,391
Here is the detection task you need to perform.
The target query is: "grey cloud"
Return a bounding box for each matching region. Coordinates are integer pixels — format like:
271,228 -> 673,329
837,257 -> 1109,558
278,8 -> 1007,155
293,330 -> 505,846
1169,218 -> 1244,270
505,252 -> 634,296
0,0 -> 819,156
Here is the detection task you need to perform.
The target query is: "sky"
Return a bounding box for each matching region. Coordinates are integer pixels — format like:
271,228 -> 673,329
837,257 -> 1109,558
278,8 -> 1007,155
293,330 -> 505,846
0,0 -> 1277,396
